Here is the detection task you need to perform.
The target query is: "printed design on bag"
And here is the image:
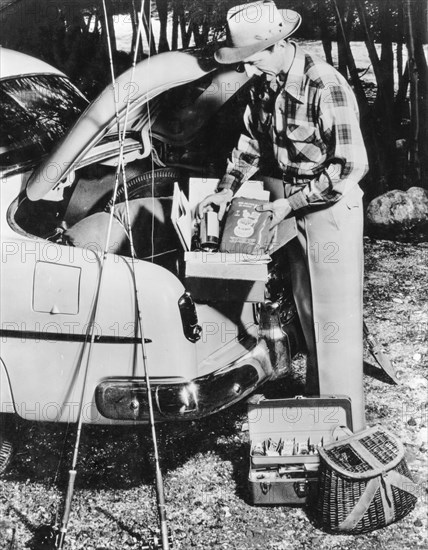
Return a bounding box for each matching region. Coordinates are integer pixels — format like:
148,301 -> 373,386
220,197 -> 272,254
234,209 -> 261,238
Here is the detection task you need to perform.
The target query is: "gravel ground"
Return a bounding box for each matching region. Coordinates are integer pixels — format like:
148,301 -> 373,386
0,237 -> 427,550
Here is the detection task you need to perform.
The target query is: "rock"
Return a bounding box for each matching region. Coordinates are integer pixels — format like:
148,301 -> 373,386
366,187 -> 428,242
414,518 -> 423,527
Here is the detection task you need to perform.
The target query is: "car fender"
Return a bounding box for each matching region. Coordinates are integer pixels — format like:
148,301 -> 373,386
0,359 -> 15,414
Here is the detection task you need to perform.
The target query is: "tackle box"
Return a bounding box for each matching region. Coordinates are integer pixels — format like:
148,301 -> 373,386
247,394 -> 353,505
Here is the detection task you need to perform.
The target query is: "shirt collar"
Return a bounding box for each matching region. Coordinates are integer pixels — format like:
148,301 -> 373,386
277,42 -> 306,103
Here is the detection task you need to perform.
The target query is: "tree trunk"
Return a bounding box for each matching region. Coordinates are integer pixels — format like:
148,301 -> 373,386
129,0 -> 141,59
130,0 -> 137,37
335,0 -> 348,78
202,15 -> 210,45
397,1 -> 404,82
332,0 -> 386,198
172,4 -> 179,50
191,21 -> 203,48
405,0 -> 421,181
413,0 -> 428,186
156,0 -> 169,52
182,18 -> 194,49
354,0 -> 397,192
379,1 -> 394,109
397,42 -> 403,83
319,0 -> 333,65
378,0 -> 396,183
414,40 -> 428,186
332,0 -> 367,107
172,0 -> 188,49
354,0 -> 383,95
83,14 -> 93,35
142,0 -> 157,56
394,61 -> 410,127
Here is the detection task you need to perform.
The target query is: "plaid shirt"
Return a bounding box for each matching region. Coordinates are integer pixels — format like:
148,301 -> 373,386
218,44 -> 369,211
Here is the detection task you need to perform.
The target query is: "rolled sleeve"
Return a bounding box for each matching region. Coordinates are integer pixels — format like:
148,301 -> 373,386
287,189 -> 309,210
217,105 -> 261,194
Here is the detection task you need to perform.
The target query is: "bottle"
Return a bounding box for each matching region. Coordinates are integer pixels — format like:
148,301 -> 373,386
200,211 -> 219,251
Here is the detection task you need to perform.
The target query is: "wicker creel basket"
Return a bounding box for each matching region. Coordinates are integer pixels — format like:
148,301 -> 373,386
316,425 -> 418,534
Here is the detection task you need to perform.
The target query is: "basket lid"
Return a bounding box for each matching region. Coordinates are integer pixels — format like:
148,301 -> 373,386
318,425 -> 406,480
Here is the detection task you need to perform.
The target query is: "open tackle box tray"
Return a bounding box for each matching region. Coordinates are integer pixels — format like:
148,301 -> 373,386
247,394 -> 353,505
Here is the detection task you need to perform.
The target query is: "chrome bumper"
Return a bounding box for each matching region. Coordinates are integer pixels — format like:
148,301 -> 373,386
95,302 -> 299,422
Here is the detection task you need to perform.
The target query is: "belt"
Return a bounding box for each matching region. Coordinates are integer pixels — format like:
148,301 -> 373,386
283,172 -> 321,198
283,180 -> 310,199
284,174 -> 315,184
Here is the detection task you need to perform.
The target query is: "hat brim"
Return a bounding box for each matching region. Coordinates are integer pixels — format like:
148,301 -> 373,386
214,12 -> 301,64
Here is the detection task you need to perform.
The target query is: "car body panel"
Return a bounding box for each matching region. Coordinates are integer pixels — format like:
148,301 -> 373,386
194,302 -> 259,375
0,359 -> 15,414
1,249 -> 201,422
0,47 -> 65,79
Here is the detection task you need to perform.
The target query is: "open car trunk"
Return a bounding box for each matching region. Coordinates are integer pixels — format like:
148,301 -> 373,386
2,50 -> 304,425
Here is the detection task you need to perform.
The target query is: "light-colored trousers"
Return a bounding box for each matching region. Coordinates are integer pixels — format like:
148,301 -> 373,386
285,184 -> 366,432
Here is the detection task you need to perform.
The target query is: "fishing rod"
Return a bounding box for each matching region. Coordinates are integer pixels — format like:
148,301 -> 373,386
53,156 -> 127,549
107,2 -> 171,546
52,1 -> 171,546
53,6 -> 145,547
54,243 -> 118,549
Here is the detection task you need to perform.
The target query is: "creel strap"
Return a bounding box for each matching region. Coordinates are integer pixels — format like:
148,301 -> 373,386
338,477 -> 380,531
386,469 -> 419,498
379,474 -> 395,525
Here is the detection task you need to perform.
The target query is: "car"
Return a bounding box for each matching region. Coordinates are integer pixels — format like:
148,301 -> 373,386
0,47 -> 304,474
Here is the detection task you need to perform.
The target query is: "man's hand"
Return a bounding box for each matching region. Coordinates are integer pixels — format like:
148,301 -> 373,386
257,198 -> 292,229
197,188 -> 233,221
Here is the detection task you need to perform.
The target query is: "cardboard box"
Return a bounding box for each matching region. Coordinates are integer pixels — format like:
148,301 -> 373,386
247,395 -> 353,505
184,251 -> 269,302
178,178 -> 297,303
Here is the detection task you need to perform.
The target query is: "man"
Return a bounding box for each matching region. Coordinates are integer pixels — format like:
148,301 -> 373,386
198,0 -> 369,431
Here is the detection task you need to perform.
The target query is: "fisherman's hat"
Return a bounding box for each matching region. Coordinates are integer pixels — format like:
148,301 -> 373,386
214,1 -> 301,64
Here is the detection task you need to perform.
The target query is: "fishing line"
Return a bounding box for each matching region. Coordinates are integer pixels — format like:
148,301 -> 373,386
144,2 -> 157,262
